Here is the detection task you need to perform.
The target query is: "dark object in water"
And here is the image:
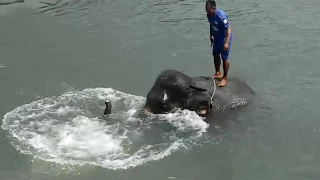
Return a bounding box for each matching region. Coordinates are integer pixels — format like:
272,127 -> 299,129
0,0 -> 24,5
144,69 -> 255,115
104,100 -> 112,115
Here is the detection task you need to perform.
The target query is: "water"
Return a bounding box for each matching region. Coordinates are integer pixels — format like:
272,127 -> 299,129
1,0 -> 320,179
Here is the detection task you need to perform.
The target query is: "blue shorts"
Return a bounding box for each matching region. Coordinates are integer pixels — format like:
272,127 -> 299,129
212,35 -> 233,61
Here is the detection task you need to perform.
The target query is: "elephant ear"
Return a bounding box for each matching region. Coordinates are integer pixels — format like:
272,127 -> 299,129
189,84 -> 207,92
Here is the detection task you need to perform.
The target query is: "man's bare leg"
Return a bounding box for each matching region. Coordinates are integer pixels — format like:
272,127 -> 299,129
213,54 -> 223,79
218,59 -> 230,87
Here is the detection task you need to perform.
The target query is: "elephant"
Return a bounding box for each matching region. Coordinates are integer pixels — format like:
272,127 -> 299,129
143,69 -> 255,115
104,69 -> 255,116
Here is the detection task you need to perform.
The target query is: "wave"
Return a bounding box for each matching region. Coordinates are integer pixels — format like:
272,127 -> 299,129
1,87 -> 209,170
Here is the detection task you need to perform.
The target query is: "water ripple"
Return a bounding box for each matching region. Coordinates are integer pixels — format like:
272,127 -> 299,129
35,0 -> 105,17
0,0 -> 24,5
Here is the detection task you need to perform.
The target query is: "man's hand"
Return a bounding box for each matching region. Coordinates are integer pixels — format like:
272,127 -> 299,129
223,42 -> 229,50
210,36 -> 214,47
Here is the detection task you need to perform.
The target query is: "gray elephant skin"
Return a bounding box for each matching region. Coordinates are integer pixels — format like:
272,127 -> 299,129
143,69 -> 255,116
103,69 -> 255,117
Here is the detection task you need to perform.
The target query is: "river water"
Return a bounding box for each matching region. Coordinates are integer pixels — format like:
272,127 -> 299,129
1,0 -> 320,179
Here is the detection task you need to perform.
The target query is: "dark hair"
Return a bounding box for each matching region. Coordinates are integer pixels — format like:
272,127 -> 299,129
205,0 -> 216,9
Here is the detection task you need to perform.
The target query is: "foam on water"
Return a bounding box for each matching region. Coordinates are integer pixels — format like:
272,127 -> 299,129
1,88 -> 209,170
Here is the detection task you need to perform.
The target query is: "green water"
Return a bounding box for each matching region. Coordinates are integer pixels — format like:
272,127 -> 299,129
1,0 -> 320,179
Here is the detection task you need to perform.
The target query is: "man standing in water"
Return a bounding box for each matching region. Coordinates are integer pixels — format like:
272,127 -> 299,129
206,0 -> 233,87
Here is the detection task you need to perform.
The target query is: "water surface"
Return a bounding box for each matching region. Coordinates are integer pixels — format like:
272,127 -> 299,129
1,0 -> 320,179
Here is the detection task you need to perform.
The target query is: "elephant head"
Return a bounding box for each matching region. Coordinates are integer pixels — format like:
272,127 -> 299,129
183,85 -> 212,115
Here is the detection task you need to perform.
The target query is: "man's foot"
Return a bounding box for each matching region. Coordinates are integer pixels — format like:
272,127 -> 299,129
213,72 -> 223,79
218,78 -> 227,87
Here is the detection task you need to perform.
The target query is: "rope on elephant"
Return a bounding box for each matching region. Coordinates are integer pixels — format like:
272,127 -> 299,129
210,76 -> 217,103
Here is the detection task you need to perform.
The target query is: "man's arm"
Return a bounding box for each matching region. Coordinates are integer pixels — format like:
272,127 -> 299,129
207,14 -> 214,38
207,15 -> 214,46
221,15 -> 231,44
209,23 -> 214,46
225,26 -> 231,44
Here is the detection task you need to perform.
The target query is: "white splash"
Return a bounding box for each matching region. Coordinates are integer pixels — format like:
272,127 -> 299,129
1,87 -> 209,170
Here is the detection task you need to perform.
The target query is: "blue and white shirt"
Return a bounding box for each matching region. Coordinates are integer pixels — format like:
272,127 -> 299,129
207,8 -> 232,44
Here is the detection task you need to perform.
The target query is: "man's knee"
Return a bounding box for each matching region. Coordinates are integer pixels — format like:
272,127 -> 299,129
221,48 -> 230,61
221,54 -> 229,61
213,54 -> 220,59
213,54 -> 221,65
212,43 -> 221,54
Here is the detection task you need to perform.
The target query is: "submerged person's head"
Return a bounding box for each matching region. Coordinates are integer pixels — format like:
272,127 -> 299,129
205,0 -> 216,15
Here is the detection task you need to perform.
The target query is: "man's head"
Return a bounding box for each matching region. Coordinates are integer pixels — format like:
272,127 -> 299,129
205,0 -> 216,15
